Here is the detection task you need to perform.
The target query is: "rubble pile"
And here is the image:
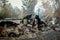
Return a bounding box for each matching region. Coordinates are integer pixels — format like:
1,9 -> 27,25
0,15 -> 60,40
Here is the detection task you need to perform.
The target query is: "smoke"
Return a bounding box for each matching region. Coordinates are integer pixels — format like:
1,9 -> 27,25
34,1 -> 45,18
4,0 -> 59,19
34,0 -> 59,18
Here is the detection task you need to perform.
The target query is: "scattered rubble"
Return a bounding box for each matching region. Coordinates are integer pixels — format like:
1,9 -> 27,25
0,16 -> 60,40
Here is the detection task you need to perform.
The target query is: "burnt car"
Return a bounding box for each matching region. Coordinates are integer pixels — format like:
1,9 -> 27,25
0,18 -> 22,37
